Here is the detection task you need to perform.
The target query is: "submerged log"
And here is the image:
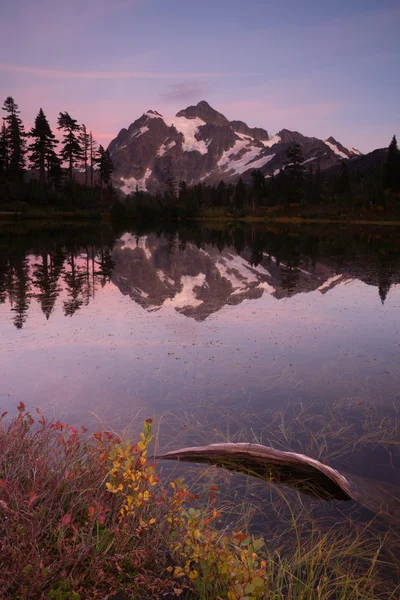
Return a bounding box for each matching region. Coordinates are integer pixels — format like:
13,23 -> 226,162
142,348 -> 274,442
156,442 -> 400,523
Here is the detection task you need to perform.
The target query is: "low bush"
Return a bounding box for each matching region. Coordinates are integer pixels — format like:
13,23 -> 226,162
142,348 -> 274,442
0,405 -> 396,599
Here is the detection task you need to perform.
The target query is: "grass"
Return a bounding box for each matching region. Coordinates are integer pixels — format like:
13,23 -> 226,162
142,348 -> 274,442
1,402 -> 399,599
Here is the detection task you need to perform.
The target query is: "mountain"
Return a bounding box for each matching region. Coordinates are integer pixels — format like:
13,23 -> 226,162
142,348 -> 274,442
107,101 -> 362,195
326,147 -> 387,177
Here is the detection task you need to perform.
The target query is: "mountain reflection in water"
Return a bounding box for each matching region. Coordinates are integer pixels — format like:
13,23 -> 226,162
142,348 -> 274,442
1,223 -> 399,328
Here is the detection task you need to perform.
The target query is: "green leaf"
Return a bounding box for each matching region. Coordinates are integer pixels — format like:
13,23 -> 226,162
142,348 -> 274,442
252,538 -> 264,551
252,576 -> 265,588
245,583 -> 255,593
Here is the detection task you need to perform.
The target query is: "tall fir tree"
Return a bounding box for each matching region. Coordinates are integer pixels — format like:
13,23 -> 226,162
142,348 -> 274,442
384,135 -> 400,192
79,124 -> 90,186
28,108 -> 59,189
96,145 -> 114,187
89,131 -> 97,188
57,111 -> 82,184
284,142 -> 304,202
250,170 -> 266,209
2,96 -> 26,180
0,119 -> 8,178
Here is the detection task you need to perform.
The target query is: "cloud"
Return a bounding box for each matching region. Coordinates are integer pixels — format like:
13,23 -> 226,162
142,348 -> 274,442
0,64 -> 247,80
159,82 -> 209,103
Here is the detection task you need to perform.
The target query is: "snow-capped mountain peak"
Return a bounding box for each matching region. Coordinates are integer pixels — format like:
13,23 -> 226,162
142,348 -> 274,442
108,101 -> 363,194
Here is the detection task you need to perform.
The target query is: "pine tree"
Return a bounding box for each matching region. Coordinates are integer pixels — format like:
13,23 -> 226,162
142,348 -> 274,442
0,120 -> 8,178
79,124 -> 90,186
28,108 -> 59,188
96,145 -> 114,187
2,96 -> 26,180
89,131 -> 97,188
250,170 -> 266,209
57,111 -> 82,184
384,135 -> 400,192
233,178 -> 247,209
164,177 -> 177,202
46,150 -> 62,189
284,142 -> 304,202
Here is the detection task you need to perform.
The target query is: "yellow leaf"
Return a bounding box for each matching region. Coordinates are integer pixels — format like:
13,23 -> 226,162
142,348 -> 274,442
189,570 -> 198,580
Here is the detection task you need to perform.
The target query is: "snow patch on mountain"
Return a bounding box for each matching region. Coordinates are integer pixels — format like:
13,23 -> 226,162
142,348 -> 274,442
263,135 -> 281,148
302,156 -> 319,165
324,140 -> 348,159
120,168 -> 151,194
218,141 -> 275,175
158,140 -> 176,157
132,126 -> 149,138
246,153 -> 275,171
163,116 -> 209,154
145,110 -> 163,119
156,270 -> 174,286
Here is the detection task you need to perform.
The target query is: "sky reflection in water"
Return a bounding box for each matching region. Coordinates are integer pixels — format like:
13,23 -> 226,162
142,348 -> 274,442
0,223 -> 399,481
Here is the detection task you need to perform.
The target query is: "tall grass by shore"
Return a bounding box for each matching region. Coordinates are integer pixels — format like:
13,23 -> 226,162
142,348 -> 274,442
0,403 -> 399,599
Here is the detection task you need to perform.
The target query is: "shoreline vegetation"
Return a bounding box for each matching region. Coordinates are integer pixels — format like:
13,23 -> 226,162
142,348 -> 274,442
1,404 -> 399,600
2,209 -> 400,226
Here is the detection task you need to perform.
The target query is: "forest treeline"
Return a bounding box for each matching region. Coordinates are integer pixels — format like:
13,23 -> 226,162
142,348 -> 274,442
0,96 -> 114,211
0,95 -> 399,220
116,136 -> 400,220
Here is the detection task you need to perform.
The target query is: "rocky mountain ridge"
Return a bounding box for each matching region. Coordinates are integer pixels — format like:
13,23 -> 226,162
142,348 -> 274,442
107,101 -> 362,195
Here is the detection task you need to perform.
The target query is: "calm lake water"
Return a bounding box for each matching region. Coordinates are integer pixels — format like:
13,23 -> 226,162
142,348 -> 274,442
1,220 -> 400,500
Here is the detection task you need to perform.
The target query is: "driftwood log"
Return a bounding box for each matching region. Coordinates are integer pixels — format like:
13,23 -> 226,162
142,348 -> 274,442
156,442 -> 400,524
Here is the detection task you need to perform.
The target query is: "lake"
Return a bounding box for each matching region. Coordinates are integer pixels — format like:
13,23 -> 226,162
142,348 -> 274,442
1,220 -> 400,514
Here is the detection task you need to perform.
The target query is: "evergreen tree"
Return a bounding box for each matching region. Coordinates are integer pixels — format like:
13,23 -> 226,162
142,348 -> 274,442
57,111 -> 82,184
178,180 -> 189,203
384,135 -> 400,191
164,177 -> 177,202
2,96 -> 26,180
28,108 -> 59,188
79,124 -> 90,186
0,119 -> 8,177
334,161 -> 351,195
89,131 -> 97,188
96,145 -> 114,186
233,178 -> 247,209
46,149 -> 63,189
313,164 -> 322,204
250,170 -> 266,209
284,142 -> 304,202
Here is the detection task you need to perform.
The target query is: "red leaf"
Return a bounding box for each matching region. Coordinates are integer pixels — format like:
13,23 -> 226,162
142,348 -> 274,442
61,513 -> 72,527
28,491 -> 37,506
1,412 -> 8,419
17,402 -> 25,412
36,407 -> 42,415
81,425 -> 88,433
